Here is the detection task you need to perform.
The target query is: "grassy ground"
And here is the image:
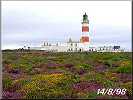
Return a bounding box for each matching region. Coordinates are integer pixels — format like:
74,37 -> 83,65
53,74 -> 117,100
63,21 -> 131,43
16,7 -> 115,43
2,51 -> 132,99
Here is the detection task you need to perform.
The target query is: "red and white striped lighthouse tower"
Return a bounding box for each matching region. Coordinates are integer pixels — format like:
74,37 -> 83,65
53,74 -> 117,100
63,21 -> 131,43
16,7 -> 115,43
80,12 -> 90,43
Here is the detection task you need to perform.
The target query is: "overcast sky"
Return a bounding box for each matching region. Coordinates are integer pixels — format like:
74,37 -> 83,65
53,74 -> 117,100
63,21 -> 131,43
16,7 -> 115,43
2,1 -> 132,51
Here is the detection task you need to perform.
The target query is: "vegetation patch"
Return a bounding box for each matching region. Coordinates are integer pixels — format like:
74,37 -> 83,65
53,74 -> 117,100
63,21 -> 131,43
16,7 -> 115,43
2,51 -> 132,99
115,60 -> 132,74
3,75 -> 13,90
19,73 -> 80,99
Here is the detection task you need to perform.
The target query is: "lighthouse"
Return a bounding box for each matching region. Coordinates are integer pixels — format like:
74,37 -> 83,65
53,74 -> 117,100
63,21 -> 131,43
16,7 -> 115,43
80,12 -> 90,44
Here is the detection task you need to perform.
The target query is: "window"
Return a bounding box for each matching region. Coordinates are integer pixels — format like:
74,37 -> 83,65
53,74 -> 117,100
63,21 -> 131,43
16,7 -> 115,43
79,48 -> 82,52
75,48 -> 77,51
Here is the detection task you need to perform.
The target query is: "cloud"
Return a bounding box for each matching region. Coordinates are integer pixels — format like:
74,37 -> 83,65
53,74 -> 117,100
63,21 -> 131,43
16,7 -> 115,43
1,1 -> 131,51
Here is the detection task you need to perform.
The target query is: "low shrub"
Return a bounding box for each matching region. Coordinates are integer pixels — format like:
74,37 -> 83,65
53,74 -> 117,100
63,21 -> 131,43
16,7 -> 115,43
116,66 -> 132,73
77,64 -> 92,70
81,72 -> 117,88
116,60 -> 132,73
19,73 -> 80,99
3,76 -> 13,89
104,72 -> 118,82
11,63 -> 33,73
2,60 -> 12,65
85,92 -> 102,99
104,60 -> 113,67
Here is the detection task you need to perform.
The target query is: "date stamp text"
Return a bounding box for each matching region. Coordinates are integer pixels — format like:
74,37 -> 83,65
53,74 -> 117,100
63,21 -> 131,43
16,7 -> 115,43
97,88 -> 127,96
